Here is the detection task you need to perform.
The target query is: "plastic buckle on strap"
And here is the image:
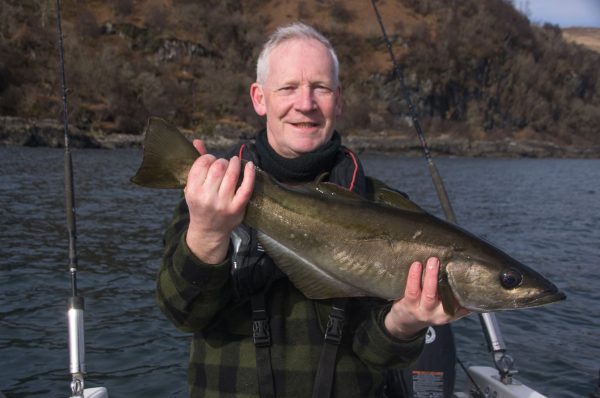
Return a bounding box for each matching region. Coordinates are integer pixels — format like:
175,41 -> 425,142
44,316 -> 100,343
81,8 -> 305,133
324,311 -> 344,345
253,319 -> 271,347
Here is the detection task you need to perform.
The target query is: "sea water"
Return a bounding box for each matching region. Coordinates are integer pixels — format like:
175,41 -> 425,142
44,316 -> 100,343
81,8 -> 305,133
0,147 -> 598,397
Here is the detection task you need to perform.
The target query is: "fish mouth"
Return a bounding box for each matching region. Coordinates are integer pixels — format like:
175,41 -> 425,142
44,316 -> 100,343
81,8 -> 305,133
521,289 -> 566,308
455,286 -> 567,312
462,289 -> 567,312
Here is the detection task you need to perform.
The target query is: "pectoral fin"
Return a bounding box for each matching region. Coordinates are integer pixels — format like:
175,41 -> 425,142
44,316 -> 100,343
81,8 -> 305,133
438,270 -> 460,316
257,232 -> 370,299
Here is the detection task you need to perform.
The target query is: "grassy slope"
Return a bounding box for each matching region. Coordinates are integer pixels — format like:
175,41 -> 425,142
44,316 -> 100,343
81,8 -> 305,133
563,28 -> 600,53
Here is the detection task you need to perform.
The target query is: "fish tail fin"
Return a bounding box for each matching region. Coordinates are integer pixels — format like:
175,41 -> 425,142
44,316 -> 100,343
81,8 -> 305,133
130,117 -> 199,189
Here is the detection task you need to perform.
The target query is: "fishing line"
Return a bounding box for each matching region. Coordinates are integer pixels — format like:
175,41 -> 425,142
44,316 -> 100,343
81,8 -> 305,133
369,0 -> 456,223
456,357 -> 486,397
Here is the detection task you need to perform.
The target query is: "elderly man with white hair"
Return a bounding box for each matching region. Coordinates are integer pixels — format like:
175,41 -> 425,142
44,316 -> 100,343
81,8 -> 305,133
157,22 -> 466,398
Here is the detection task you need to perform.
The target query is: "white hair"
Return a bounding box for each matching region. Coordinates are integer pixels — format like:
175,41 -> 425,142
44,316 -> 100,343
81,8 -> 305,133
256,22 -> 340,86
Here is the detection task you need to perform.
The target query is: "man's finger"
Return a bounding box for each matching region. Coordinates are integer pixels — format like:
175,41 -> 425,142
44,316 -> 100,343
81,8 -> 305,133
193,139 -> 208,155
404,261 -> 423,302
232,161 -> 255,208
421,257 -> 440,309
202,158 -> 228,196
186,154 -> 216,194
218,156 -> 242,200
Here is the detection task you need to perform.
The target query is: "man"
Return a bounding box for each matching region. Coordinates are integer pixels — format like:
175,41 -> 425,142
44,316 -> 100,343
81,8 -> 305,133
157,22 -> 468,397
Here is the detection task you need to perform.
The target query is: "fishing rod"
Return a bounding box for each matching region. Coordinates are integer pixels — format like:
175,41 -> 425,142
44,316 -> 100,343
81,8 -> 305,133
369,0 -> 517,385
55,5 -> 109,397
55,1 -> 86,396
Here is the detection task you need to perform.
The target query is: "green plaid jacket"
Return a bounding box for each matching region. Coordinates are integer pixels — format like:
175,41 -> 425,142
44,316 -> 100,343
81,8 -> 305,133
157,197 -> 426,398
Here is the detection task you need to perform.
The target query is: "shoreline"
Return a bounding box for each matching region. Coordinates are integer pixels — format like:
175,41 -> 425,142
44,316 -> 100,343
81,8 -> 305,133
2,116 -> 599,158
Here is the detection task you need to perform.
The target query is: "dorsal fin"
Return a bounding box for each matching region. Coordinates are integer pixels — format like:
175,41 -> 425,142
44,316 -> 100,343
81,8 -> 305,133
314,172 -> 329,184
367,177 -> 425,213
375,187 -> 425,213
275,180 -> 365,203
315,182 -> 365,201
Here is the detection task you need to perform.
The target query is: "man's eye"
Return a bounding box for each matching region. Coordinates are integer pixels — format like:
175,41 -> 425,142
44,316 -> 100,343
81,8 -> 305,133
315,86 -> 332,94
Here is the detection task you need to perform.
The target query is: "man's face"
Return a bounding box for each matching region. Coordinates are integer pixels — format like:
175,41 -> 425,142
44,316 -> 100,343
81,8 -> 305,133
250,38 -> 342,158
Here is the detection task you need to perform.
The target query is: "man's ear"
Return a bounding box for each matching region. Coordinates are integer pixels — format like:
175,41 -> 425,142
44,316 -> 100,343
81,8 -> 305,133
250,83 -> 266,116
335,85 -> 343,116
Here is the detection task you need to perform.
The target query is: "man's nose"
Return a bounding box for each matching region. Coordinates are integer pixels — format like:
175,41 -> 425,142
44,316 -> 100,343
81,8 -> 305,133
294,87 -> 315,112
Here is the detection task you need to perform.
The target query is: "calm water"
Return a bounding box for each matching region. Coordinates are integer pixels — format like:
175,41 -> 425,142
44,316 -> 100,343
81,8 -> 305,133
1,147 -> 598,397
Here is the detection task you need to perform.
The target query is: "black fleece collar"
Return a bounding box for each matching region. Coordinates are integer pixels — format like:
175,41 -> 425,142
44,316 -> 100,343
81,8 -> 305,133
254,129 -> 342,183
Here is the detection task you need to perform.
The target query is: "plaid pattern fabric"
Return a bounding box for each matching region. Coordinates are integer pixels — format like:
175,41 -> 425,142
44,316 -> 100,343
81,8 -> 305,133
157,198 -> 426,397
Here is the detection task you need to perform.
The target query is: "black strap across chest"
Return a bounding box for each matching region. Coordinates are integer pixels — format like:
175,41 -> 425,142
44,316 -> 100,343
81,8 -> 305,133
311,298 -> 349,398
251,291 -> 276,398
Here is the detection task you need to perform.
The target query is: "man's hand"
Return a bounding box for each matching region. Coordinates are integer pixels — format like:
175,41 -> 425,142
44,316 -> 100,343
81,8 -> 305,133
384,257 -> 470,339
184,139 -> 255,264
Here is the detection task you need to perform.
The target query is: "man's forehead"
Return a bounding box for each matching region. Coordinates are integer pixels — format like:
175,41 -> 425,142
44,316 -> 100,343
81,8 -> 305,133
267,38 -> 336,81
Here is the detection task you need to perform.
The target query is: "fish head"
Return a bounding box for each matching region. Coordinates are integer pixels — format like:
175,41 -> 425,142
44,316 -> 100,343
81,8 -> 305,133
445,254 -> 566,312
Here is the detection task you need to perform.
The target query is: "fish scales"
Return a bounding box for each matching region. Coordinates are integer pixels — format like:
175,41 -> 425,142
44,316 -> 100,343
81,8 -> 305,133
246,174 -> 461,299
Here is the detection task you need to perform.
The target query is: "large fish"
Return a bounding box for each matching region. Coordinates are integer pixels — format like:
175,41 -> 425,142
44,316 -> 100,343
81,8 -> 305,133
132,117 -> 566,314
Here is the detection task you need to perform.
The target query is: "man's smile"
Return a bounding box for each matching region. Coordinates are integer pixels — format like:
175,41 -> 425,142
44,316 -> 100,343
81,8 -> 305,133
290,121 -> 320,128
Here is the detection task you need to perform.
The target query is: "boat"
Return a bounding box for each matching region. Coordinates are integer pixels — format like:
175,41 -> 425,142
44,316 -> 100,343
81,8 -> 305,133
454,366 -> 547,398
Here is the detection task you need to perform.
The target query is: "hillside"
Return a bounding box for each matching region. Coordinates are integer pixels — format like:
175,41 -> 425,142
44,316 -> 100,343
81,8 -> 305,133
563,27 -> 600,53
1,0 -> 599,155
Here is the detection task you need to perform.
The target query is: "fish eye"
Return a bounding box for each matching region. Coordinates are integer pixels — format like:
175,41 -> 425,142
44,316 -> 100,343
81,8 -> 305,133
500,269 -> 523,289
